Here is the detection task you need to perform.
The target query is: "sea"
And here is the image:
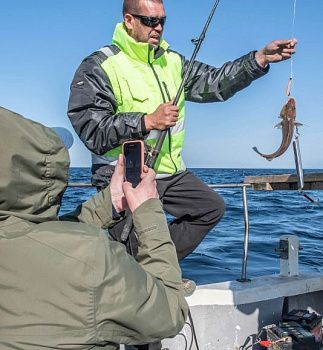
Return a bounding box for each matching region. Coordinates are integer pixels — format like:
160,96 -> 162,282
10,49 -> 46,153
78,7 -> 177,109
61,168 -> 323,285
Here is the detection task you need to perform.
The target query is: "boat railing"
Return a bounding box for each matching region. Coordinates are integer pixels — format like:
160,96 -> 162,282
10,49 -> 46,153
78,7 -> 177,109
67,181 -> 253,283
68,172 -> 323,282
209,183 -> 252,282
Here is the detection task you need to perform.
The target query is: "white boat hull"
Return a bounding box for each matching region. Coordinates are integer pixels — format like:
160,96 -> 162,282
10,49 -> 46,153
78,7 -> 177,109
162,273 -> 323,349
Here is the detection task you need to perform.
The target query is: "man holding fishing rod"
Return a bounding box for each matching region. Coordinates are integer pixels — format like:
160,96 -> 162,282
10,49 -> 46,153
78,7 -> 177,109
68,0 -> 297,261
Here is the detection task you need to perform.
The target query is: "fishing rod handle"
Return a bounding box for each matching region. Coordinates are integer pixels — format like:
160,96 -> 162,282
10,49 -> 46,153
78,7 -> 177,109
145,130 -> 168,168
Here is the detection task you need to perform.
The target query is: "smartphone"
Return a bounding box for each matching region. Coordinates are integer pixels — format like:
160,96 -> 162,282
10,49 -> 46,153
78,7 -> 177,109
122,140 -> 144,187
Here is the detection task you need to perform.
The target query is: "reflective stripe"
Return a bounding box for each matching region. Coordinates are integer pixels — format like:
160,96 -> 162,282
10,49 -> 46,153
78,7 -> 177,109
156,169 -> 186,179
99,46 -> 114,57
92,152 -> 117,164
146,130 -> 161,141
146,120 -> 184,140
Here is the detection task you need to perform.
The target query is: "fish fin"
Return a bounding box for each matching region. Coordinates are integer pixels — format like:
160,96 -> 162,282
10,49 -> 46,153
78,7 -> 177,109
295,122 -> 303,127
253,146 -> 274,161
252,146 -> 261,155
274,122 -> 283,129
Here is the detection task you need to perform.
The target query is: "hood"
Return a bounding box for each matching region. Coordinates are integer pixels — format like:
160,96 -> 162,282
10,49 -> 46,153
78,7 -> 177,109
0,107 -> 70,223
112,22 -> 169,64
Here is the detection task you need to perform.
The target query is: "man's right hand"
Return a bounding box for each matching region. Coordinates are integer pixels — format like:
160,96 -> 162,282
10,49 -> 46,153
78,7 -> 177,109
144,99 -> 179,130
123,166 -> 159,213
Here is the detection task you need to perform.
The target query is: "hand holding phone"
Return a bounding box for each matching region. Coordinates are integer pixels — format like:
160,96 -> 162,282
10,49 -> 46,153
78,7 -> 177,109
123,167 -> 159,213
122,140 -> 144,188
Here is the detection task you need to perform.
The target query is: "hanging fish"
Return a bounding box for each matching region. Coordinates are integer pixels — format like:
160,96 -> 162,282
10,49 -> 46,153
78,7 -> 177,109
253,97 -> 301,161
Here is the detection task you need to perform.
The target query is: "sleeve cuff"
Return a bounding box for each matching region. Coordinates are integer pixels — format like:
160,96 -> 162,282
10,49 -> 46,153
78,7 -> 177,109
243,51 -> 270,78
133,199 -> 166,236
141,115 -> 149,136
250,50 -> 270,73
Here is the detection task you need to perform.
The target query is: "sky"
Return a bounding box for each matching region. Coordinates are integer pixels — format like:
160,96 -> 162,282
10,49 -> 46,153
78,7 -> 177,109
0,0 -> 322,169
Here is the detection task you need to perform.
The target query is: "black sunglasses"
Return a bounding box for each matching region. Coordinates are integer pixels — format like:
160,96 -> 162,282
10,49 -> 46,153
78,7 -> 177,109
131,14 -> 166,28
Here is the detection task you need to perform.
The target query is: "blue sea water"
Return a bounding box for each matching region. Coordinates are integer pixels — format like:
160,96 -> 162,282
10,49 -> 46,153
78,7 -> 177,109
61,168 -> 323,285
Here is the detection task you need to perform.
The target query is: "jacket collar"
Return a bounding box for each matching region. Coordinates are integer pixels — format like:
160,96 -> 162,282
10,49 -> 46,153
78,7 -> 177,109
112,22 -> 169,63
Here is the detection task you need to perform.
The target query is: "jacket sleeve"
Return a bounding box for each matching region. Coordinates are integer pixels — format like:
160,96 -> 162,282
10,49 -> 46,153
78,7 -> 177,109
95,198 -> 188,345
67,52 -> 148,155
182,51 -> 269,103
59,186 -> 121,228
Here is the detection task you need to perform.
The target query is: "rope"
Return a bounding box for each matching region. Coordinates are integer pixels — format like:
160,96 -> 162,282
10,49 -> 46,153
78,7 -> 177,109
188,310 -> 200,350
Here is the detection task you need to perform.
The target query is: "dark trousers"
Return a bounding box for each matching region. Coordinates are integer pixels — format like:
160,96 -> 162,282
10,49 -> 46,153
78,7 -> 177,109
156,170 -> 225,259
97,169 -> 225,260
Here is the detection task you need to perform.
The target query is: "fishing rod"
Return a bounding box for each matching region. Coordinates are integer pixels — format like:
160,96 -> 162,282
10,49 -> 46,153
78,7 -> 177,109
121,0 -> 221,243
145,0 -> 221,167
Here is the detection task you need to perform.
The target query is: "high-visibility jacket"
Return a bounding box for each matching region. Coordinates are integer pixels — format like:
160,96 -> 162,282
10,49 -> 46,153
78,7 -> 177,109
101,23 -> 186,174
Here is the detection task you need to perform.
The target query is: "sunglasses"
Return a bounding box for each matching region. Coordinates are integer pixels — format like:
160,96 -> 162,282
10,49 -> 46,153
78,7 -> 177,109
131,14 -> 166,28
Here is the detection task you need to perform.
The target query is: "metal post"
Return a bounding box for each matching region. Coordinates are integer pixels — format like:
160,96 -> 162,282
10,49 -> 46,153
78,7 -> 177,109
209,183 -> 252,282
237,185 -> 251,282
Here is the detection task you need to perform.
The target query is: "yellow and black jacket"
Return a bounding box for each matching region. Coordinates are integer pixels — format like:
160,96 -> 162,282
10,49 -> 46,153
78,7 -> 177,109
68,23 -> 269,176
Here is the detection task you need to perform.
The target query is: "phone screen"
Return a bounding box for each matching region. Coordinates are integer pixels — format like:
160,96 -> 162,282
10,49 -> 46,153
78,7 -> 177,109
124,142 -> 142,187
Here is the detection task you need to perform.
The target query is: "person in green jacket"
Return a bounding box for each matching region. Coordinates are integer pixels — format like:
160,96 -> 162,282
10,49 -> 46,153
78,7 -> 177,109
0,106 -> 188,350
68,0 -> 297,260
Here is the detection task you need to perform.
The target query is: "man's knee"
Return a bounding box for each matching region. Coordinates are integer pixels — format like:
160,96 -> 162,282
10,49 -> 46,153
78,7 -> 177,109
205,191 -> 226,224
213,192 -> 226,220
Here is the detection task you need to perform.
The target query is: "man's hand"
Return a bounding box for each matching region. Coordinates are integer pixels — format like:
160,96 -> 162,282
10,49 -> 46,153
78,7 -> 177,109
110,155 -> 127,213
255,38 -> 298,68
123,166 -> 159,213
144,99 -> 179,130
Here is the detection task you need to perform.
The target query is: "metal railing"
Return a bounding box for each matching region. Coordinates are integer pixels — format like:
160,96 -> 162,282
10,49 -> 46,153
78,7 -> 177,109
209,183 -> 252,282
68,182 -> 252,282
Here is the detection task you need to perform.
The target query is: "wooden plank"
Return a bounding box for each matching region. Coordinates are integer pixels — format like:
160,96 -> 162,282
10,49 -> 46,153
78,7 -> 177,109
244,173 -> 323,191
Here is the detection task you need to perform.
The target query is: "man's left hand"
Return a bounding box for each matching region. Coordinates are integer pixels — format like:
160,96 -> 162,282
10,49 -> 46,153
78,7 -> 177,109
255,38 -> 298,68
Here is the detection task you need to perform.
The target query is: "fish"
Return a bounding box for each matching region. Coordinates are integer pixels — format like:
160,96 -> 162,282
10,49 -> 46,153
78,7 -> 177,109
253,97 -> 300,161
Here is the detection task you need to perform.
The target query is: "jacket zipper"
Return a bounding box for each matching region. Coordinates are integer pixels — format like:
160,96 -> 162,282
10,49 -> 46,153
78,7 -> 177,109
162,81 -> 178,173
148,50 -> 178,173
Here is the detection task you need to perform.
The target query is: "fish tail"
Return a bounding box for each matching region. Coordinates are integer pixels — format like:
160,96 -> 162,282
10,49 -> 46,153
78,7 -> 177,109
253,146 -> 273,161
252,146 -> 261,155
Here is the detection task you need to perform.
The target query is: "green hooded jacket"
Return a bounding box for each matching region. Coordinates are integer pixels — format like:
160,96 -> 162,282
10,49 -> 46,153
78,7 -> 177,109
0,107 -> 188,349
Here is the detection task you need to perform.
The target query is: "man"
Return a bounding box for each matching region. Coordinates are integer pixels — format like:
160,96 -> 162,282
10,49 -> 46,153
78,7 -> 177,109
0,106 -> 188,349
68,0 -> 297,259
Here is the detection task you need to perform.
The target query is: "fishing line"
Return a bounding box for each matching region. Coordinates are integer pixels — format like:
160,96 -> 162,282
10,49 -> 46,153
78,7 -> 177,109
290,0 -> 297,80
286,0 -> 297,96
